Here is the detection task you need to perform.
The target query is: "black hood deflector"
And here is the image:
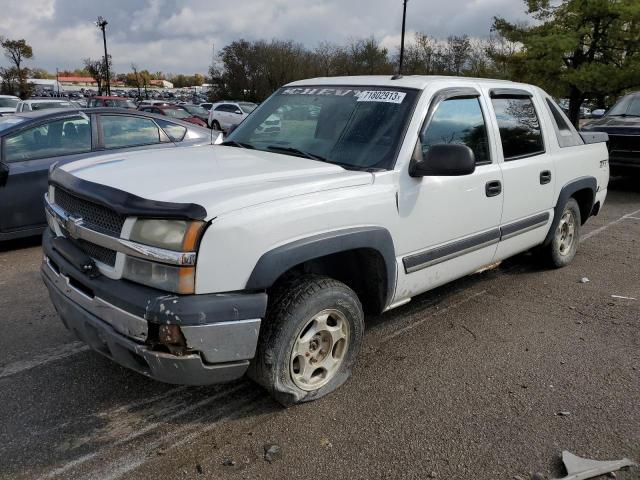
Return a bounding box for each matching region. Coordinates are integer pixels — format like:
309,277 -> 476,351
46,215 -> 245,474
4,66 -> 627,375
49,167 -> 207,220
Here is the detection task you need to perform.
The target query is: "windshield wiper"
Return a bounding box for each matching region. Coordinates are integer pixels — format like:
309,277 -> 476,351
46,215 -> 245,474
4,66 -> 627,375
609,113 -> 640,117
221,140 -> 254,149
266,145 -> 331,163
266,145 -> 377,172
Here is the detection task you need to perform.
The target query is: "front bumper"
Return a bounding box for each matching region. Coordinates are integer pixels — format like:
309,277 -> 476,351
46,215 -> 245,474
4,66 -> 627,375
42,230 -> 267,385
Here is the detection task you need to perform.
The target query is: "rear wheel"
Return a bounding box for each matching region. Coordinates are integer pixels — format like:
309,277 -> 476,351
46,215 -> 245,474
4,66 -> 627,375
541,198 -> 581,268
248,275 -> 364,406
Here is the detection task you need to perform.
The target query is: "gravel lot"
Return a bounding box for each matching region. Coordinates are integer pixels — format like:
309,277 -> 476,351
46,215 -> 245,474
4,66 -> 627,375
0,177 -> 638,480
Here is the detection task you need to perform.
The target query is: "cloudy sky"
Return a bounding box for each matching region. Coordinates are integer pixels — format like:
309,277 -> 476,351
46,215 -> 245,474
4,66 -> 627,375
0,0 -> 530,75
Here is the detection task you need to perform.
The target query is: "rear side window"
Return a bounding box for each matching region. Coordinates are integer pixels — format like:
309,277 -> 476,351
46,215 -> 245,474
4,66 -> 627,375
4,117 -> 91,162
491,97 -> 544,160
100,115 -> 161,149
156,118 -> 187,142
421,97 -> 491,165
546,98 -> 571,132
544,97 -> 584,148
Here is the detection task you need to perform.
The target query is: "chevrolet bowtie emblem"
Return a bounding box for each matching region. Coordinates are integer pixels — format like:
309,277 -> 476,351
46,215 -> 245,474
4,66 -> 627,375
65,215 -> 83,237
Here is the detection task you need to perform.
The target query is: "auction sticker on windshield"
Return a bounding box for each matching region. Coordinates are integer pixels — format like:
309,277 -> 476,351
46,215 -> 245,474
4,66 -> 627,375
357,91 -> 406,103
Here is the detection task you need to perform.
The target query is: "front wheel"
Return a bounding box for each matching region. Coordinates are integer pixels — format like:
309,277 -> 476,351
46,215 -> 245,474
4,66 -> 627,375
248,275 -> 364,406
541,198 -> 581,268
211,120 -> 221,131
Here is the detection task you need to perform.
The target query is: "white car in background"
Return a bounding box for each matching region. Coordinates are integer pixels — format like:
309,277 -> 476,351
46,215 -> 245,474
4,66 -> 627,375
0,95 -> 20,116
16,99 -> 79,112
207,101 -> 257,131
255,113 -> 282,135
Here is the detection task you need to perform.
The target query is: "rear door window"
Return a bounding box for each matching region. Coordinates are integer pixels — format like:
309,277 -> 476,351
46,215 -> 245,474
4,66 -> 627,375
100,115 -> 161,149
3,117 -> 92,162
491,96 -> 545,160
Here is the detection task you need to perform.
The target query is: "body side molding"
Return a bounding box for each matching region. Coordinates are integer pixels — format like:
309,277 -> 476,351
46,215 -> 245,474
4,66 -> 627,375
403,211 -> 553,274
403,228 -> 501,273
246,227 -> 397,307
500,212 -> 550,240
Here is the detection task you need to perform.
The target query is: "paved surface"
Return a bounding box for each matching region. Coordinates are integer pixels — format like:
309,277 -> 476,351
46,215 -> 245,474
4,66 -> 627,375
1,177 -> 638,480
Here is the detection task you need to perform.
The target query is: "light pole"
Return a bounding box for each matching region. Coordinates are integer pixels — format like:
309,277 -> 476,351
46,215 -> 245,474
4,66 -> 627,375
95,16 -> 111,95
398,0 -> 408,75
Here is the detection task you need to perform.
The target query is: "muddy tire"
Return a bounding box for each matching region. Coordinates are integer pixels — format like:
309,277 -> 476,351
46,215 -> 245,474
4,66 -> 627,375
248,275 -> 364,407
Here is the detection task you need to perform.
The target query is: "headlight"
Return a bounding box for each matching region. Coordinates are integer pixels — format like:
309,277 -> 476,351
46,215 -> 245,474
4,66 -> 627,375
123,256 -> 195,294
129,219 -> 204,251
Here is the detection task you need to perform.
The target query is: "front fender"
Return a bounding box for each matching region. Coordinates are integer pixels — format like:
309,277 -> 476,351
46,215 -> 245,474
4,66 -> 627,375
246,227 -> 396,305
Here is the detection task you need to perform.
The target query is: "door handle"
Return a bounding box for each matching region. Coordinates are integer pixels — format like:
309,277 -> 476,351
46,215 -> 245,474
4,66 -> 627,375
0,162 -> 8,187
540,170 -> 552,185
485,180 -> 502,197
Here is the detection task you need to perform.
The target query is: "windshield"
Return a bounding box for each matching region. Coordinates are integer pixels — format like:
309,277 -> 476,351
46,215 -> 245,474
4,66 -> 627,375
32,101 -> 75,111
0,116 -> 26,132
0,98 -> 19,108
226,86 -> 418,170
163,108 -> 190,119
607,94 -> 640,116
239,102 -> 257,113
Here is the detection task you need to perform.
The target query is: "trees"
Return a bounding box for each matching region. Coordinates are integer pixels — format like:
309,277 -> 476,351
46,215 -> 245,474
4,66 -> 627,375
0,38 -> 34,98
445,35 -> 472,76
82,57 -> 106,95
493,0 -> 640,125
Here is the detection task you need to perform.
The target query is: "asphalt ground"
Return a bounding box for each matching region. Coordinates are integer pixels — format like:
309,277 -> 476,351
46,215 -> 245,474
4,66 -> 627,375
0,177 -> 638,480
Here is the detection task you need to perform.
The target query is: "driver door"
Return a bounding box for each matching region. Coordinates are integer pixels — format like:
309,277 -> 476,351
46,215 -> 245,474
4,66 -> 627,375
396,88 -> 504,297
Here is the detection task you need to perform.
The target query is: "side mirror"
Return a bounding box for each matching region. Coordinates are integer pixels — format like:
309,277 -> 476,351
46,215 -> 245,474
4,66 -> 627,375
409,143 -> 476,177
234,109 -> 242,115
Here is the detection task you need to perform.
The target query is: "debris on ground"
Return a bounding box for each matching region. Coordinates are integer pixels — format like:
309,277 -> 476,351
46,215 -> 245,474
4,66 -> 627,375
195,464 -> 203,474
222,458 -> 236,467
320,437 -> 332,448
579,277 -> 590,284
556,411 -> 571,417
551,450 -> 636,480
611,295 -> 637,300
263,444 -> 281,463
427,471 -> 437,478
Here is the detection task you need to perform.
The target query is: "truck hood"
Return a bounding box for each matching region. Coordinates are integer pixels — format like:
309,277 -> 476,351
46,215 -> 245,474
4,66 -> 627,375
61,145 -> 373,219
583,116 -> 640,135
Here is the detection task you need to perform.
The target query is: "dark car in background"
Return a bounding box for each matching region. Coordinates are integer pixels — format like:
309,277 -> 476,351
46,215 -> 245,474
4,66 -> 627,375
0,107 -> 212,241
137,104 -> 208,128
88,96 -> 137,109
582,91 -> 640,175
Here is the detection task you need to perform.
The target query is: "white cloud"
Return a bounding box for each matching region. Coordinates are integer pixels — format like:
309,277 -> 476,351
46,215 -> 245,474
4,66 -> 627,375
0,0 -> 530,74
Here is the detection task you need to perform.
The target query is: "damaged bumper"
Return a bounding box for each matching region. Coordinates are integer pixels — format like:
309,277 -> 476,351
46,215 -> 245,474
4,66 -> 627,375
41,229 -> 267,385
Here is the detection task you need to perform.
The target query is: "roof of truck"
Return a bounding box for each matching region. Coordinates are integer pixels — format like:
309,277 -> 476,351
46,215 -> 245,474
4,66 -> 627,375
286,75 -> 527,90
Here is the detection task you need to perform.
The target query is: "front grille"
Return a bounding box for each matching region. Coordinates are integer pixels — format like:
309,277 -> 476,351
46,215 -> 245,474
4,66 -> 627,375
54,188 -> 125,236
75,238 -> 117,267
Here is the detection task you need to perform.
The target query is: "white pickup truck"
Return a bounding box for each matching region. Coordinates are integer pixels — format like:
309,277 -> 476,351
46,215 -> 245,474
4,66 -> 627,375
42,76 -> 609,405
